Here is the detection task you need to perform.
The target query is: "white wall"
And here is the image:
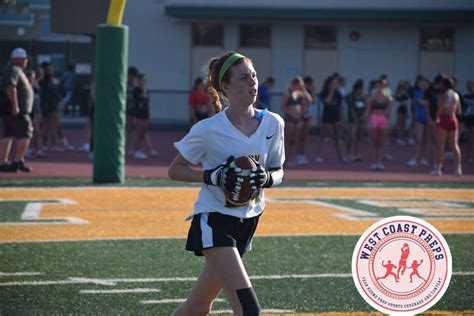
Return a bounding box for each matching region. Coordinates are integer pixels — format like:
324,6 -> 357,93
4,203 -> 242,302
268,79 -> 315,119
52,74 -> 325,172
166,0 -> 474,10
455,26 -> 474,94
270,25 -> 304,113
124,0 -> 190,124
338,25 -> 418,91
125,2 -> 474,124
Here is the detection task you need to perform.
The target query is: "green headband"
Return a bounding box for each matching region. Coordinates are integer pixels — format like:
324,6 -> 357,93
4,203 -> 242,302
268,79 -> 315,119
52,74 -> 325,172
218,53 -> 245,84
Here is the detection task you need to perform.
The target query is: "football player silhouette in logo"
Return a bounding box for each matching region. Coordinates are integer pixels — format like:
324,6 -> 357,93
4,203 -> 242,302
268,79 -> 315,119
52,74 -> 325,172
377,260 -> 399,282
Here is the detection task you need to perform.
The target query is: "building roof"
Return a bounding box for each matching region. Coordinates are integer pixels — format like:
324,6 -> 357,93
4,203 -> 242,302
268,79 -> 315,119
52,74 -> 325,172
164,5 -> 474,23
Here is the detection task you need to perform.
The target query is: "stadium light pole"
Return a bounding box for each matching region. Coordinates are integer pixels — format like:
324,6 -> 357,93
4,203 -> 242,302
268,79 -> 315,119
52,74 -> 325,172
93,0 -> 128,184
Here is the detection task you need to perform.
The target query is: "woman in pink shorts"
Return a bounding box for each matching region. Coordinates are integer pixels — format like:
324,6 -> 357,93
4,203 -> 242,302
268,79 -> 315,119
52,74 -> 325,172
432,77 -> 462,176
365,80 -> 392,170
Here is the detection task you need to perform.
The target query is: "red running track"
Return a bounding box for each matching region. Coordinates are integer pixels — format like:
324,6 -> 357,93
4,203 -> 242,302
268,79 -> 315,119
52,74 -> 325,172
1,130 -> 473,183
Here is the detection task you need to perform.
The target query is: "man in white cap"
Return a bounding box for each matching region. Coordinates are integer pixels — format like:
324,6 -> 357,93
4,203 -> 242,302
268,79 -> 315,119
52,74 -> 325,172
0,47 -> 34,172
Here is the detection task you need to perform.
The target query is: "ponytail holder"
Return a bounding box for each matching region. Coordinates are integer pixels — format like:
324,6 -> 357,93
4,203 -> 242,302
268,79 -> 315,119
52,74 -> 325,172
218,53 -> 245,85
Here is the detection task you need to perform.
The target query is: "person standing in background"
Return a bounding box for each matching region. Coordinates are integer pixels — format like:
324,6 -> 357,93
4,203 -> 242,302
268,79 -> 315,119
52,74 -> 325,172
25,70 -> 45,158
423,74 -> 444,171
295,76 -> 314,165
407,78 -> 430,168
394,80 -> 412,146
281,77 -> 305,167
0,48 -> 33,172
365,80 -> 392,170
39,62 -> 62,151
431,77 -> 462,176
255,76 -> 275,110
315,75 -> 344,163
126,66 -> 139,155
131,73 -> 157,159
346,79 -> 366,162
59,63 -> 76,110
462,80 -> 474,163
189,77 -> 213,124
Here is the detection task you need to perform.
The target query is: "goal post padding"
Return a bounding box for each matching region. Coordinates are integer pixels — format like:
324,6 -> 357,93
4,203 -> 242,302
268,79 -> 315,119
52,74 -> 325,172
93,25 -> 128,183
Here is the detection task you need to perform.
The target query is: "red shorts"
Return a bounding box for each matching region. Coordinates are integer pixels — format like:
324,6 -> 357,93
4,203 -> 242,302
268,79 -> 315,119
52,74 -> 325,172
369,114 -> 388,129
438,115 -> 458,131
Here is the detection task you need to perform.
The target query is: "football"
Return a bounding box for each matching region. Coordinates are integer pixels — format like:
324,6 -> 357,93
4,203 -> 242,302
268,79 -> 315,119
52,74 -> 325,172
224,156 -> 258,207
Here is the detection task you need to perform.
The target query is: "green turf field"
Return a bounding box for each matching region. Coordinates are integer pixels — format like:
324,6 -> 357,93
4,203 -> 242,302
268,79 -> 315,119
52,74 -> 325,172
1,235 -> 473,315
0,181 -> 473,315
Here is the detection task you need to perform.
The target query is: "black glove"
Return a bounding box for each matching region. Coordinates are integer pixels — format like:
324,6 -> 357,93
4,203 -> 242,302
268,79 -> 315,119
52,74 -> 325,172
224,164 -> 244,192
203,156 -> 234,186
250,163 -> 272,189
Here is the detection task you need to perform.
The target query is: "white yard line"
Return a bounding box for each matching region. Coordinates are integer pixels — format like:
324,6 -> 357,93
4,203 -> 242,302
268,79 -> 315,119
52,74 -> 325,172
80,288 -> 160,294
210,309 -> 294,314
0,186 -> 472,191
0,272 -> 44,276
0,272 -> 472,287
141,298 -> 225,304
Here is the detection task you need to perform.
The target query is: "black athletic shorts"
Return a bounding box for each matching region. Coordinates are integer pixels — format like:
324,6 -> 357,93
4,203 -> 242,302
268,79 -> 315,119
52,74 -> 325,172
463,115 -> 474,128
397,104 -> 408,115
322,106 -> 340,124
186,212 -> 260,257
3,114 -> 33,139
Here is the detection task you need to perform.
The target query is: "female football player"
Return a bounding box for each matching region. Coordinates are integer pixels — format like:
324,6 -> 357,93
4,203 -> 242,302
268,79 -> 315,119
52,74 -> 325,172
168,51 -> 285,315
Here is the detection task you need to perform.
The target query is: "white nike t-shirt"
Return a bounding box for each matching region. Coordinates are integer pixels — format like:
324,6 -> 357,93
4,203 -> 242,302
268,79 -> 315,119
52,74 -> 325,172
174,108 -> 285,219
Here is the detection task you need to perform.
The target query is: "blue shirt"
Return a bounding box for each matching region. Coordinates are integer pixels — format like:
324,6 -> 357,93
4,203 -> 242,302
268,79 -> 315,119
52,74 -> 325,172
256,84 -> 271,110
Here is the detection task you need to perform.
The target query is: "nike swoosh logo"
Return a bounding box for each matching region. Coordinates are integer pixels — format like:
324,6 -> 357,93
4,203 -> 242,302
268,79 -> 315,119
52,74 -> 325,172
266,134 -> 274,140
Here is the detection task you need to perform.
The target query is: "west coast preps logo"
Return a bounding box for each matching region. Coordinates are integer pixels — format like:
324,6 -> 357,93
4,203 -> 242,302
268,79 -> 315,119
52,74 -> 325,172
352,216 -> 452,315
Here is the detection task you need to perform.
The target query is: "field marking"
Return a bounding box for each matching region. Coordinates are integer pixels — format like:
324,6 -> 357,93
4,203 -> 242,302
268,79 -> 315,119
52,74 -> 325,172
267,198 -> 377,220
210,309 -> 294,314
0,186 -> 473,191
0,272 -> 44,276
80,288 -> 161,294
0,231 -> 472,245
358,200 -> 466,208
1,272 -> 473,287
0,198 -> 88,225
268,197 -> 474,221
141,298 -> 225,304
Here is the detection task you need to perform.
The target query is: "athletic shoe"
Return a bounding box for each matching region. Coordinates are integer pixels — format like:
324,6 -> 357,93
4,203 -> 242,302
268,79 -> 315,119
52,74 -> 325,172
296,155 -> 309,165
50,146 -> 64,152
396,139 -> 406,146
0,163 -> 17,172
407,159 -> 417,167
149,150 -> 159,157
342,156 -> 351,163
370,163 -> 379,170
78,143 -> 90,152
315,156 -> 323,163
419,159 -> 429,167
383,154 -> 393,161
133,150 -> 148,159
12,160 -> 32,173
377,162 -> 386,170
62,138 -> 75,151
408,138 -> 416,145
430,169 -> 442,176
38,149 -> 46,158
352,155 -> 362,162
